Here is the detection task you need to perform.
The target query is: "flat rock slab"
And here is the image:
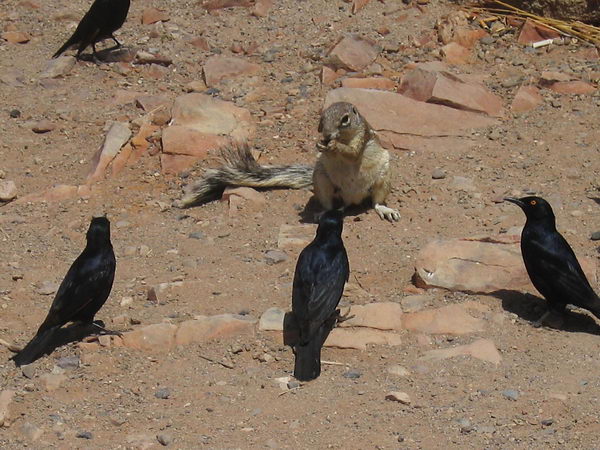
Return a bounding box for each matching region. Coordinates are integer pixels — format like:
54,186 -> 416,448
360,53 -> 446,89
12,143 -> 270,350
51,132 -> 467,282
203,55 -> 260,87
171,93 -> 255,139
511,85 -> 544,113
88,122 -> 132,182
175,314 -> 256,345
399,68 -> 504,117
260,301 -> 485,341
83,314 -> 257,352
0,390 -> 15,427
339,302 -> 403,330
13,184 -> 96,204
325,328 -> 402,351
403,303 -> 485,335
277,224 -> 316,249
415,235 -> 597,294
259,307 -> 286,331
421,338 -> 502,365
161,93 -> 255,173
327,34 -> 379,71
324,88 -> 496,145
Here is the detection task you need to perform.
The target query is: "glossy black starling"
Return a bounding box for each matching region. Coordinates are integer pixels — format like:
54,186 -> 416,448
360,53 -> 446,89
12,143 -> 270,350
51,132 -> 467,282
292,210 -> 349,381
505,196 -> 600,325
53,0 -> 130,59
12,216 -> 116,366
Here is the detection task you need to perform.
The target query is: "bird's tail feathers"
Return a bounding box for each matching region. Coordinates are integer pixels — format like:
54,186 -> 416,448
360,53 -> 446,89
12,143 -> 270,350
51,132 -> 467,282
293,333 -> 323,382
174,143 -> 313,208
10,327 -> 57,367
586,294 -> 600,320
53,37 -> 77,58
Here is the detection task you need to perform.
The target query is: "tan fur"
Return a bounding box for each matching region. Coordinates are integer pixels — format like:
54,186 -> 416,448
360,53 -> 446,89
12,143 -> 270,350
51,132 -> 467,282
314,102 -> 399,221
175,103 -> 399,221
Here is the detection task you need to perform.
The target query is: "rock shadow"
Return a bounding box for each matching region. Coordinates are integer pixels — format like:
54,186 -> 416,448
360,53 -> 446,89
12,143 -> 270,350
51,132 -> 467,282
491,289 -> 600,335
78,46 -> 135,63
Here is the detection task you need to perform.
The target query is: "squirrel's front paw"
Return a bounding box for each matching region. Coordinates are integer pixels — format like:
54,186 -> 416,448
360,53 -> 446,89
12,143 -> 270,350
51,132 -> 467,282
374,204 -> 400,222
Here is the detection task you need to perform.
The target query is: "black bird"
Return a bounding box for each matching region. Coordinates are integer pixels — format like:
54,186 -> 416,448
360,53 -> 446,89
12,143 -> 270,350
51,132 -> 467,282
53,0 -> 131,60
12,216 -> 116,366
505,196 -> 600,326
292,210 -> 349,381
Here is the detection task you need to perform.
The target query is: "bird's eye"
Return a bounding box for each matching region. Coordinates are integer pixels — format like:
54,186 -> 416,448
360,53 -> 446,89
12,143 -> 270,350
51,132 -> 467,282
340,114 -> 350,127
530,200 -> 537,206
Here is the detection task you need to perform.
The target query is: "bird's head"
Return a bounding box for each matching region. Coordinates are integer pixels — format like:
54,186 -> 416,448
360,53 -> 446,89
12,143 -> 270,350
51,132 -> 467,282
87,215 -> 112,246
504,196 -> 555,222
317,209 -> 344,236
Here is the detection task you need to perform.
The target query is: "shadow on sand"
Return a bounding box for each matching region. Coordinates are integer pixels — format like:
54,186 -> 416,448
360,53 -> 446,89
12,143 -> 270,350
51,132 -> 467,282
11,321 -> 106,366
491,289 -> 600,336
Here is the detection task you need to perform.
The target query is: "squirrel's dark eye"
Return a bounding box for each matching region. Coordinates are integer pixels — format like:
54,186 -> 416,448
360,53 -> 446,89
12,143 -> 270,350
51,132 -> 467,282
530,200 -> 537,206
340,114 -> 350,127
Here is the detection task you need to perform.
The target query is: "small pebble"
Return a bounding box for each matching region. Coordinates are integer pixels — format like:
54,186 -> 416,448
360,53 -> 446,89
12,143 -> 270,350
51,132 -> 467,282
431,168 -> 446,180
32,120 -> 55,133
76,431 -> 93,439
502,389 -> 520,401
385,391 -> 411,405
590,231 -> 600,241
343,369 -> 362,379
9,109 -> 21,118
21,365 -> 35,379
264,249 -> 288,265
541,418 -> 554,426
55,355 -> 80,370
188,231 -> 205,240
157,433 -> 173,446
155,388 -> 170,399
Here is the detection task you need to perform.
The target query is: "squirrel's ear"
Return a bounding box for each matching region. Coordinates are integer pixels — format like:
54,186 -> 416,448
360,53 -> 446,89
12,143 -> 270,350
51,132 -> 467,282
317,118 -> 323,133
351,106 -> 358,115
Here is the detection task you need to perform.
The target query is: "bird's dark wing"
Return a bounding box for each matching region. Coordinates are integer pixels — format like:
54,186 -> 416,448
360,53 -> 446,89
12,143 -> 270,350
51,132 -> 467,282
525,236 -> 600,311
292,246 -> 349,339
106,0 -> 130,32
53,0 -> 111,57
37,248 -> 115,334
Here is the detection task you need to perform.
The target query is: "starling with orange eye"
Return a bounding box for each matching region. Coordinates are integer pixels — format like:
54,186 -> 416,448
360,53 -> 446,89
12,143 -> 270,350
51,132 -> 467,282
505,196 -> 600,327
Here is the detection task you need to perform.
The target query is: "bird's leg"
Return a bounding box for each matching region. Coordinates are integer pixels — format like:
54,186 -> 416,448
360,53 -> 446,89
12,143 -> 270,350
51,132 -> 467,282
111,35 -> 122,48
532,310 -> 551,328
533,309 -> 565,329
104,35 -> 122,52
334,307 -> 355,324
91,322 -> 123,337
91,43 -> 102,64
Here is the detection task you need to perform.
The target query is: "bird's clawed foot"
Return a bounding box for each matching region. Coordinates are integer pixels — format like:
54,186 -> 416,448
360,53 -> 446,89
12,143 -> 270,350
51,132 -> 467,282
532,310 -> 565,329
374,204 -> 400,222
110,35 -> 122,49
334,308 -> 355,325
91,322 -> 123,337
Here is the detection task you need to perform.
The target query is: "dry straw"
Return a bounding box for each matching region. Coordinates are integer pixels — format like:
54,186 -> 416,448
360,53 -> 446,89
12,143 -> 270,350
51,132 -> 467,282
468,0 -> 600,46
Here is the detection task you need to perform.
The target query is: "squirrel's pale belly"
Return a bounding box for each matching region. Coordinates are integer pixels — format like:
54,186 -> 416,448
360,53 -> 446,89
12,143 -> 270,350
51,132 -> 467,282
319,139 -> 390,206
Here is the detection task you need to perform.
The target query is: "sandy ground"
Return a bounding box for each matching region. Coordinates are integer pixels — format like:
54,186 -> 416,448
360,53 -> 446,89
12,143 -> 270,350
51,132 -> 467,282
1,0 -> 600,448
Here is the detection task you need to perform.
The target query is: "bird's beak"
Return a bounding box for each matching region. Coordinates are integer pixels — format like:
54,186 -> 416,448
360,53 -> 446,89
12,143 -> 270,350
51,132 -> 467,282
504,197 -> 525,207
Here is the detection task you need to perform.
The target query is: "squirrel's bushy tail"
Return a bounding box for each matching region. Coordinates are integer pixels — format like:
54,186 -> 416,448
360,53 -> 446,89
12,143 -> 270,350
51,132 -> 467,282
174,143 -> 313,208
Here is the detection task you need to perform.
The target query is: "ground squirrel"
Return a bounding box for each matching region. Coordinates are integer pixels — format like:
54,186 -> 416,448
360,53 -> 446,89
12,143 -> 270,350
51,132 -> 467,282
175,101 -> 400,222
